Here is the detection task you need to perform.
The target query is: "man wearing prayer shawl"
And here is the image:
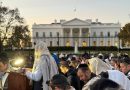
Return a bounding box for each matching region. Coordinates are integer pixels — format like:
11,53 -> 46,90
77,58 -> 130,90
87,57 -> 111,75
25,41 -> 59,90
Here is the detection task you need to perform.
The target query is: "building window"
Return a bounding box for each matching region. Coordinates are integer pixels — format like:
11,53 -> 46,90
100,41 -> 103,46
50,32 -> 52,37
57,32 -> 59,37
93,32 -> 96,37
93,41 -> 96,46
66,41 -> 70,47
115,41 -> 118,47
108,41 -> 111,46
36,32 -> 39,37
115,32 -> 118,37
43,32 -> 45,37
100,32 -> 103,37
82,41 -> 87,47
108,32 -> 110,37
50,41 -> 52,47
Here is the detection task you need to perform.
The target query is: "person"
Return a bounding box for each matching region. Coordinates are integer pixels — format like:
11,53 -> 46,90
52,53 -> 60,65
59,58 -> 81,90
89,78 -> 124,90
25,41 -> 59,90
77,64 -> 130,90
120,57 -> 130,79
87,57 -> 111,75
110,57 -> 120,70
0,52 -> 9,90
49,74 -> 75,90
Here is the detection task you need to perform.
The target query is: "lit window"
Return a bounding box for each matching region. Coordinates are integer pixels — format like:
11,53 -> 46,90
66,41 -> 70,47
115,41 -> 118,47
82,41 -> 87,47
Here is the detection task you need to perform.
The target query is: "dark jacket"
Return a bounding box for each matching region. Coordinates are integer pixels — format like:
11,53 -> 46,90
66,68 -> 81,90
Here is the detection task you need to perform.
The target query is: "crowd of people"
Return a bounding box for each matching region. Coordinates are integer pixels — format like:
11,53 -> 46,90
0,41 -> 130,90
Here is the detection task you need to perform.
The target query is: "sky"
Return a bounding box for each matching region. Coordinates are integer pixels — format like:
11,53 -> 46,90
1,0 -> 130,29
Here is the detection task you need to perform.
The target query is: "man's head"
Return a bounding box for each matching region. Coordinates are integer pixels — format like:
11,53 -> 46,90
50,74 -> 70,90
120,57 -> 130,74
0,52 -> 9,72
77,64 -> 91,83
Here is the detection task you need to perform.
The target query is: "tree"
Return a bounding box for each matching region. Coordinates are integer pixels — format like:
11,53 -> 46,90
118,23 -> 130,47
10,25 -> 31,48
0,2 -> 30,51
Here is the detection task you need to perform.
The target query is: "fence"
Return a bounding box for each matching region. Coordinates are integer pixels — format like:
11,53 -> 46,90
2,36 -> 130,52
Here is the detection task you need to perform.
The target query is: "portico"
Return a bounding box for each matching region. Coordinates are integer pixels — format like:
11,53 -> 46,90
63,28 -> 89,46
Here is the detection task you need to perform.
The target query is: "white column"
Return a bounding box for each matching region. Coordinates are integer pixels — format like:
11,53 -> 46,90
70,28 -> 73,46
79,28 -> 82,47
89,30 -> 91,46
61,29 -> 64,46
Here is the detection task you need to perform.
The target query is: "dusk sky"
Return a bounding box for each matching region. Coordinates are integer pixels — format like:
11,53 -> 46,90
2,0 -> 130,28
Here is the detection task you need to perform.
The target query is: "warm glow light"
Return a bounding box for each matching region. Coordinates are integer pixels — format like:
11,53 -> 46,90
82,41 -> 87,47
66,41 -> 70,47
14,58 -> 24,66
115,42 -> 118,47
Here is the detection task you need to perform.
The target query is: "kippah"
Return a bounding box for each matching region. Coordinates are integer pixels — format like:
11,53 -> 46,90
78,64 -> 88,68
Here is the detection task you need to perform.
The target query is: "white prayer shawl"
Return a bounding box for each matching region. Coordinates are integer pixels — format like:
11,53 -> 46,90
82,76 -> 100,90
26,41 -> 59,90
82,70 -> 130,90
26,55 -> 59,90
108,70 -> 130,90
88,57 -> 111,75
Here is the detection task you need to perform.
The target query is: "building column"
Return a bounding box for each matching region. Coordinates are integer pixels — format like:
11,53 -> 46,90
79,28 -> 82,47
89,30 -> 91,47
70,28 -> 73,46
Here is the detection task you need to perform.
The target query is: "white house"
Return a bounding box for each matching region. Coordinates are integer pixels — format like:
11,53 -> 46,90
32,18 -> 121,47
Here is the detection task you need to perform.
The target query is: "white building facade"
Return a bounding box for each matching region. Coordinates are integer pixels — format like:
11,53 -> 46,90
32,18 -> 121,47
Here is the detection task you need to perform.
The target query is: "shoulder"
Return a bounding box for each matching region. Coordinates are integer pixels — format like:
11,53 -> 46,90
82,77 -> 100,90
69,86 -> 76,90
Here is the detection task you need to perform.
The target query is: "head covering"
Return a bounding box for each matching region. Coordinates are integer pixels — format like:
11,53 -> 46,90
82,53 -> 90,59
88,57 -> 111,75
108,70 -> 130,90
35,41 -> 50,60
59,53 -> 64,58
